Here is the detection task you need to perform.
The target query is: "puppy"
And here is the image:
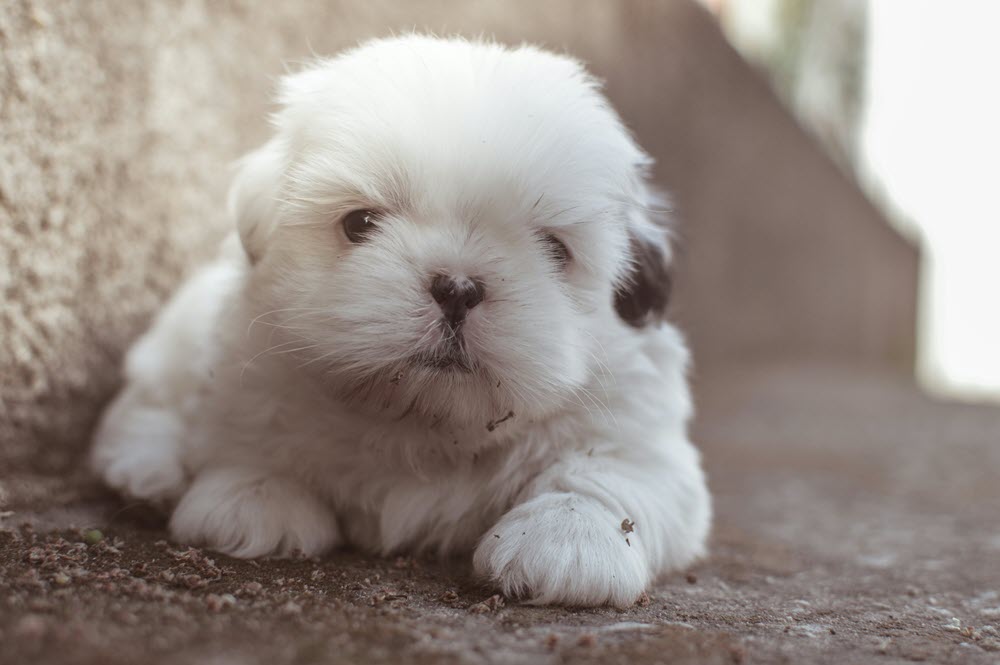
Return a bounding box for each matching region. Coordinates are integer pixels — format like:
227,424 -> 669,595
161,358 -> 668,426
91,35 -> 710,607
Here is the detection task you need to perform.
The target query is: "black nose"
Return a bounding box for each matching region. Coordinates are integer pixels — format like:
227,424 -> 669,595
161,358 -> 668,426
430,274 -> 485,327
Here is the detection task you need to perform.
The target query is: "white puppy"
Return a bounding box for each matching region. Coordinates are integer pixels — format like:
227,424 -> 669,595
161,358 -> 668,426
91,35 -> 710,607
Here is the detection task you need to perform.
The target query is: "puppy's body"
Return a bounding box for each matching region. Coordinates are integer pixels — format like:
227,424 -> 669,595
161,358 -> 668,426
92,36 -> 710,607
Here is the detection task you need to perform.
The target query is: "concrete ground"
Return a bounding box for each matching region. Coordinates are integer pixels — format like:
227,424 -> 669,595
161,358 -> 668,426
2,363 -> 1000,665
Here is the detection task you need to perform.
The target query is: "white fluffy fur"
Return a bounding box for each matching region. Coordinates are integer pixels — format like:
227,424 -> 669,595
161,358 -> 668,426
91,36 -> 711,607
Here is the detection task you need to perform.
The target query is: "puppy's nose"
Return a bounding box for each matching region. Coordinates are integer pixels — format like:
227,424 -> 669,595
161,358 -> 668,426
430,273 -> 485,327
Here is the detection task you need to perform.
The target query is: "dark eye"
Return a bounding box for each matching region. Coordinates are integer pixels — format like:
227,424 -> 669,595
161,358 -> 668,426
342,209 -> 381,243
542,233 -> 571,267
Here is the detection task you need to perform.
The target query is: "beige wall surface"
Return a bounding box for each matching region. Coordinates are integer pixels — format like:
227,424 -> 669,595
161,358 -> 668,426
0,0 -> 916,477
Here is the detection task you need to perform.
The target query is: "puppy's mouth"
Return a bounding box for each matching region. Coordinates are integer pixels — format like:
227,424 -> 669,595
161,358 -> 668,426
410,327 -> 476,373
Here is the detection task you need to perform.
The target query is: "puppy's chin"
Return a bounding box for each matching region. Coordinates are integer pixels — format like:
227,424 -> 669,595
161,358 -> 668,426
409,333 -> 477,373
322,364 -> 504,429
301,336 -> 567,431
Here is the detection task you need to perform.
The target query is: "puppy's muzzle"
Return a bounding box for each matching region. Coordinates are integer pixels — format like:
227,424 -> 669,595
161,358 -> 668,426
430,273 -> 485,329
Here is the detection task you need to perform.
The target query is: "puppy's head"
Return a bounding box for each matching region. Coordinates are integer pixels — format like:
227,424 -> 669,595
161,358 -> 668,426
232,36 -> 672,427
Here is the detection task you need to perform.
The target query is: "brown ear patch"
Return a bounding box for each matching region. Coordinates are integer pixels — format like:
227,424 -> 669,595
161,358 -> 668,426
614,234 -> 672,328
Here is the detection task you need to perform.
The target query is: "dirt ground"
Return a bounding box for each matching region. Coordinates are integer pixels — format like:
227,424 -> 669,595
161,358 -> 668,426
2,363 -> 1000,665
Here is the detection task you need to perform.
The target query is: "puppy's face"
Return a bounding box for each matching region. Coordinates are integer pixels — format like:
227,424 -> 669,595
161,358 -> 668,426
234,37 -> 671,427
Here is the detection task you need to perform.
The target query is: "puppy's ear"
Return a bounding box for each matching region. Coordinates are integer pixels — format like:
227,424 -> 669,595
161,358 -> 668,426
614,206 -> 673,328
228,140 -> 284,263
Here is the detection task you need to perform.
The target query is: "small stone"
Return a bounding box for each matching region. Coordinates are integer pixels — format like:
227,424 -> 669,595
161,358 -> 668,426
204,593 -> 237,612
469,594 -> 504,614
205,594 -> 222,612
240,581 -> 264,596
83,529 -> 104,545
943,617 -> 963,632
179,574 -> 207,589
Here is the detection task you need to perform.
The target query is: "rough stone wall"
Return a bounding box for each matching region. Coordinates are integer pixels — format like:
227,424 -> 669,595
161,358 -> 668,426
0,0 -> 916,477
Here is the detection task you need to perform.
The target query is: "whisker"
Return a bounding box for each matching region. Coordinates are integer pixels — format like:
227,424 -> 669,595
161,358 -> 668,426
240,338 -> 314,384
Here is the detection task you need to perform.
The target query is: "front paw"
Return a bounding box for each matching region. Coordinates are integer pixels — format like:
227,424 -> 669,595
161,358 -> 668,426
91,403 -> 188,506
169,468 -> 339,558
473,493 -> 650,607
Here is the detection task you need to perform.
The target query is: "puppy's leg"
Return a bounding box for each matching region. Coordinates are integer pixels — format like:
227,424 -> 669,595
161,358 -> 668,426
169,467 -> 340,558
91,253 -> 243,506
473,445 -> 710,607
90,387 -> 188,506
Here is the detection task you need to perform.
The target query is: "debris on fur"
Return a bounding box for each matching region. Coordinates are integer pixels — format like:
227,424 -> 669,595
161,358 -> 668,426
486,411 -> 515,432
389,371 -> 404,384
621,518 -> 635,533
469,594 -> 505,614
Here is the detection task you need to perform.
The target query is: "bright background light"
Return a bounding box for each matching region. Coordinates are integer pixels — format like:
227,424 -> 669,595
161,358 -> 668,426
711,0 -> 1000,402
861,0 -> 1000,401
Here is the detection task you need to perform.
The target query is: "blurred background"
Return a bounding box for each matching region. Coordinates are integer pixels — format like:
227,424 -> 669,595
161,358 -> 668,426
709,0 -> 1000,403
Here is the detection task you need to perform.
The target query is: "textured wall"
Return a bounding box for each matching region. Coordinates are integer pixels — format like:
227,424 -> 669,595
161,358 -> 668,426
0,0 -> 916,480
